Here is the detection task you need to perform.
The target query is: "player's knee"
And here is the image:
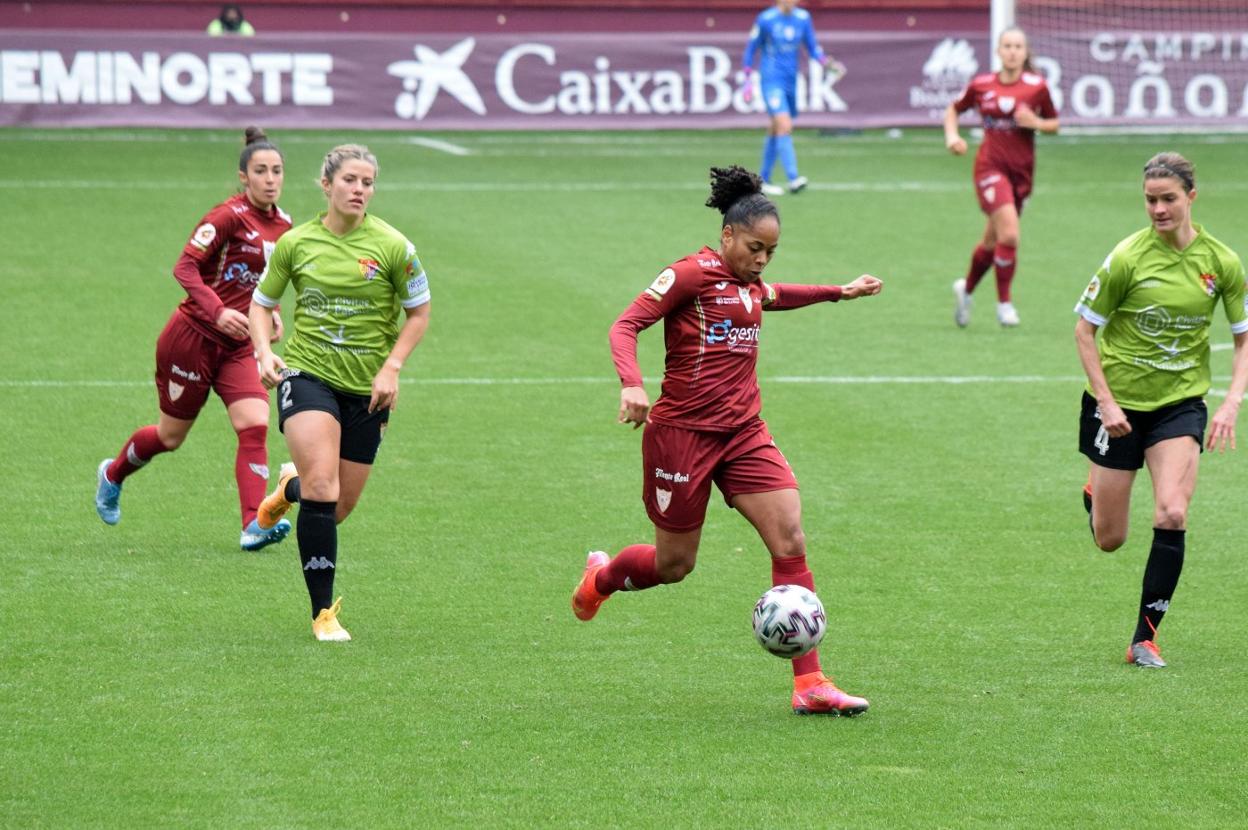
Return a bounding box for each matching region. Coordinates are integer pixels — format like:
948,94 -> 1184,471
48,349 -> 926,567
657,557 -> 695,584
334,500 -> 357,525
1154,503 -> 1187,530
299,475 -> 339,503
156,428 -> 186,451
1095,528 -> 1127,552
996,231 -> 1019,249
771,527 -> 806,559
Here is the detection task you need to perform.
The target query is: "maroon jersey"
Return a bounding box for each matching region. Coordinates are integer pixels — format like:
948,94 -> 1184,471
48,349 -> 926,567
175,193 -> 291,344
610,246 -> 840,432
953,71 -> 1057,177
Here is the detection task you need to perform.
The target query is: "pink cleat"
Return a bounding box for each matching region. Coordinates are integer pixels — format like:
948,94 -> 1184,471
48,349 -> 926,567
792,672 -> 870,716
572,551 -> 610,621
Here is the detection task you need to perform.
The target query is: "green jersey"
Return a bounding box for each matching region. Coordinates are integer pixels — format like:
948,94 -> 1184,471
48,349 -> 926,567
1074,224 -> 1248,411
254,213 -> 431,395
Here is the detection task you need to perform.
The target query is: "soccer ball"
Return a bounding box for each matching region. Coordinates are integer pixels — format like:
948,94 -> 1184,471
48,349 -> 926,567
752,584 -> 827,658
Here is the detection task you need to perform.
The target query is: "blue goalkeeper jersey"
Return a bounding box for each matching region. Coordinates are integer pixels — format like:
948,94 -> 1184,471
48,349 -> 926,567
744,6 -> 825,84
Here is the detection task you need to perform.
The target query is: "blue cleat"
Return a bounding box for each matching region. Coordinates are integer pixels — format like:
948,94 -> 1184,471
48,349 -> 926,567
95,458 -> 122,525
240,517 -> 292,552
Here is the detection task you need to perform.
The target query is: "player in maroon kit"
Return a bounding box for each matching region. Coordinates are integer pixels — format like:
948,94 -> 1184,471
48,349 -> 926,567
943,27 -> 1058,328
94,126 -> 294,552
572,165 -> 882,715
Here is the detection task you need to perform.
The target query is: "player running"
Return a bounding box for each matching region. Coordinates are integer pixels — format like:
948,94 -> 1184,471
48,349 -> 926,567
741,0 -> 843,197
944,27 -> 1058,328
1075,152 -> 1248,668
248,144 -> 431,642
94,126 -> 293,551
573,165 -> 880,715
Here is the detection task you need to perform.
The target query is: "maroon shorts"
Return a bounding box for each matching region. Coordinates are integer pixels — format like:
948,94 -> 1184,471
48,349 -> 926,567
641,419 -> 798,533
154,310 -> 267,419
974,166 -> 1032,216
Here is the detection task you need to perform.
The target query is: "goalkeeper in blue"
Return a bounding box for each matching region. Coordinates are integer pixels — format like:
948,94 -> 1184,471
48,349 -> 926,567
742,0 -> 843,196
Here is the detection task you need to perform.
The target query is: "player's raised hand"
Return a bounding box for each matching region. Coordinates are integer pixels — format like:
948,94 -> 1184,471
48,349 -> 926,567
841,275 -> 883,299
618,386 -> 651,429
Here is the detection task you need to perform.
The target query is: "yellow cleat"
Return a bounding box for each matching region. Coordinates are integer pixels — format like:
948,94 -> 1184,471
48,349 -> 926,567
257,461 -> 298,530
312,597 -> 351,642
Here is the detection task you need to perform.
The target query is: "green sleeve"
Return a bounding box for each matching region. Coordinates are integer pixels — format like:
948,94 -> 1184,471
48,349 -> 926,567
390,237 -> 431,309
1220,252 -> 1248,334
254,236 -> 293,307
1075,243 -> 1131,326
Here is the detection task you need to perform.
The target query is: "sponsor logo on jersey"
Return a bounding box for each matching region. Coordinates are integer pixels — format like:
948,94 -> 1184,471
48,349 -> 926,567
239,244 -> 262,254
387,37 -> 487,120
706,318 -> 761,348
191,222 -> 217,250
655,487 -> 672,513
358,258 -> 381,280
645,268 -> 677,300
230,204 -> 249,215
654,467 -> 690,483
406,273 -> 428,297
714,296 -> 741,305
1199,273 -> 1216,296
699,258 -> 723,270
223,262 -> 261,286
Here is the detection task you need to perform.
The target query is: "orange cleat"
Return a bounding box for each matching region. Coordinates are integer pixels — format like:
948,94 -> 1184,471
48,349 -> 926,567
257,462 -> 298,530
792,672 -> 870,716
1126,640 -> 1165,668
572,551 -> 610,621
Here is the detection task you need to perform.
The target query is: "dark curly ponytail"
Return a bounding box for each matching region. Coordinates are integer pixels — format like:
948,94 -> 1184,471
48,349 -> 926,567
239,125 -> 282,172
706,165 -> 779,229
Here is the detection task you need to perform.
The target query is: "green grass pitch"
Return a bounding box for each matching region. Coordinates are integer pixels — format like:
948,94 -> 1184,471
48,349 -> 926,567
2,126 -> 1247,827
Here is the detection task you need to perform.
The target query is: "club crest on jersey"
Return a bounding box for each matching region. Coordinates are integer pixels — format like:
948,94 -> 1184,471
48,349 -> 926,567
168,381 -> 184,402
998,96 -> 1015,113
655,487 -> 672,513
358,258 -> 382,280
1084,276 -> 1101,301
738,286 -> 754,313
1199,273 -> 1216,297
645,268 -> 677,300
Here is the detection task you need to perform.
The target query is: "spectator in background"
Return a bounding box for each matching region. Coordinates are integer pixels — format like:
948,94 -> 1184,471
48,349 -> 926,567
208,4 -> 255,36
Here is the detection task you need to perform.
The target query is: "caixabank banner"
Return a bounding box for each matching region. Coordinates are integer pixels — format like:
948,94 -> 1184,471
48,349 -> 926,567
2,29 -> 1245,130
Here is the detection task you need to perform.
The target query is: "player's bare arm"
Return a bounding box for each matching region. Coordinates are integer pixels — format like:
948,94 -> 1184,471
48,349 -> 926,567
1207,330 -> 1248,452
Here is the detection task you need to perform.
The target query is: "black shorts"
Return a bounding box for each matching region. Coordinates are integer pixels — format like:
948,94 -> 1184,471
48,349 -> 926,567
1078,391 -> 1206,471
276,370 -> 389,465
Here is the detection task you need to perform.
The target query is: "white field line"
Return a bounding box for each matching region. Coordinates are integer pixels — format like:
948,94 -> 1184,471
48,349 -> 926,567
404,136 -> 472,155
11,178 -> 1248,194
0,374 -> 1236,392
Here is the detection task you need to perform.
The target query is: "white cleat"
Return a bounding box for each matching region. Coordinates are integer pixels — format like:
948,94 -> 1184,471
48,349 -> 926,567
788,175 -> 809,194
997,301 -> 1020,327
761,182 -> 785,197
952,279 -> 972,328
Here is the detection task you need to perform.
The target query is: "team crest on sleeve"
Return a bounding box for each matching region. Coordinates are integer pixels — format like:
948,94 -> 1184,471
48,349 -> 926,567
191,223 -> 217,249
1084,275 -> 1101,301
645,268 -> 677,300
358,258 -> 381,280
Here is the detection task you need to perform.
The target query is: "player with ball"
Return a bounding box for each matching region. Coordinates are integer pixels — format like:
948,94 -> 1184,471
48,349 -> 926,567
573,165 -> 879,716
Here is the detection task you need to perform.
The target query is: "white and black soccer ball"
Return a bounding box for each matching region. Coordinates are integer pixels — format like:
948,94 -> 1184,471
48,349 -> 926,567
752,584 -> 827,658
